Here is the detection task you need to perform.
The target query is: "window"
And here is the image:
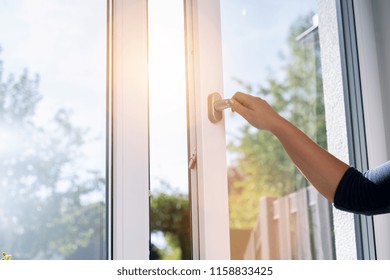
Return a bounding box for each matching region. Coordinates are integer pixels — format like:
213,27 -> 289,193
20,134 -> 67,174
2,0 -> 372,261
110,0 -> 229,260
220,0 -> 336,259
110,0 -> 383,261
0,0 -> 107,259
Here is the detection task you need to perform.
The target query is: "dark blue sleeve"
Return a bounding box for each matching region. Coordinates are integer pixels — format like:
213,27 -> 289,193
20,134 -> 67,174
333,161 -> 390,215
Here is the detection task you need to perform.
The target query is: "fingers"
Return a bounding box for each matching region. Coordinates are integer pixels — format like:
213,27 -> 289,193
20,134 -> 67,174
232,91 -> 257,109
230,96 -> 252,121
230,91 -> 278,131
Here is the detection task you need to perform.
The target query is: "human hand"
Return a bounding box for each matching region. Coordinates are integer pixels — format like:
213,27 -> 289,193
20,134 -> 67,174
230,91 -> 283,132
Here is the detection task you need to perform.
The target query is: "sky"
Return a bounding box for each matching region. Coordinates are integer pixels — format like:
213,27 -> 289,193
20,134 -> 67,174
148,0 -> 188,194
221,0 -> 317,145
0,0 -> 107,177
221,0 -> 317,88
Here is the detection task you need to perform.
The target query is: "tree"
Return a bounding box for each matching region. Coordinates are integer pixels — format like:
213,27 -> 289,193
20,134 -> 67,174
150,182 -> 191,260
0,49 -> 106,259
227,13 -> 326,229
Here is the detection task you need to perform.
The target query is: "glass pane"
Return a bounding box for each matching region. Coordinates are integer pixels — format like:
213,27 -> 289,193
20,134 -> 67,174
220,0 -> 335,259
148,0 -> 191,260
0,1 -> 107,259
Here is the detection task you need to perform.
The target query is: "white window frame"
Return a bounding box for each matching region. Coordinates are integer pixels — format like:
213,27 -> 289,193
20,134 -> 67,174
112,0 -> 149,260
184,0 -> 230,259
110,0 -> 230,260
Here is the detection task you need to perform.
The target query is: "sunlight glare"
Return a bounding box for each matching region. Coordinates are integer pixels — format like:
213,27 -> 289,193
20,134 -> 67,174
148,0 -> 188,192
148,0 -> 186,114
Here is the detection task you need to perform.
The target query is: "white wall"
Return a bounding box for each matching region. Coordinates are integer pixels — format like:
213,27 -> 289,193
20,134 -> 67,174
317,0 -> 357,260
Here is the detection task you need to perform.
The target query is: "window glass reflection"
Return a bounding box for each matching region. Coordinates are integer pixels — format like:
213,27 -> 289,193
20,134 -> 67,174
0,0 -> 107,259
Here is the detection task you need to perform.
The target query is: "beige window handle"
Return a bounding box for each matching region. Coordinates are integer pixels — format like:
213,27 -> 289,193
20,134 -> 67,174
214,98 -> 232,111
208,92 -> 232,123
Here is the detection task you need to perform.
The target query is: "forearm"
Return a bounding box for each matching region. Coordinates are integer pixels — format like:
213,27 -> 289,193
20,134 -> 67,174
231,91 -> 350,201
272,116 -> 349,202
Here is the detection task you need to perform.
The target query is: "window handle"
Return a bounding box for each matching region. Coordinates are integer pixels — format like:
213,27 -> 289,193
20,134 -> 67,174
208,92 -> 232,123
214,98 -> 232,111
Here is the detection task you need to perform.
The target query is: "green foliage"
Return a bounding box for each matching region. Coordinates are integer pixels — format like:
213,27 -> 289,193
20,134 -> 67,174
156,234 -> 182,260
1,251 -> 12,260
150,185 -> 191,260
228,13 -> 327,229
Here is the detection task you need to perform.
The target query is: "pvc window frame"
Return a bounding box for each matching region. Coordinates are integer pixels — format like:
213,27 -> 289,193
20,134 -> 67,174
351,0 -> 390,260
336,0 -> 376,260
111,0 -> 150,260
184,0 -> 231,259
109,0 -> 231,260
